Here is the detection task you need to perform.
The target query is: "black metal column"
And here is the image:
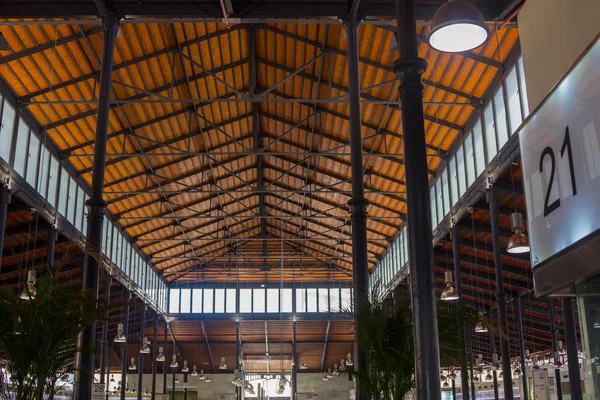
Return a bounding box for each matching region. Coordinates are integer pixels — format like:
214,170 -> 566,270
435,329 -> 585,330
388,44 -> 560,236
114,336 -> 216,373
0,184 -> 9,269
151,313 -> 158,398
163,323 -> 168,394
490,322 -> 499,400
467,325 -> 476,400
99,272 -> 112,385
393,0 -> 440,398
342,14 -> 370,400
74,2 -> 118,398
452,226 -> 470,400
172,370 -> 176,399
292,320 -> 297,399
46,226 -> 56,267
137,307 -> 146,400
548,299 -> 563,400
515,297 -> 528,400
563,298 -> 582,400
236,320 -> 242,400
488,187 -> 514,400
120,294 -> 131,400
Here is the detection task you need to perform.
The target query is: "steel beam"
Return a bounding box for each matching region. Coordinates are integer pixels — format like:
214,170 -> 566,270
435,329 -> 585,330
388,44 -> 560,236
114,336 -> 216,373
74,3 -> 118,398
393,1 -> 440,398
200,321 -> 216,372
320,320 -> 331,372
452,226 -> 470,400
488,187 -> 513,400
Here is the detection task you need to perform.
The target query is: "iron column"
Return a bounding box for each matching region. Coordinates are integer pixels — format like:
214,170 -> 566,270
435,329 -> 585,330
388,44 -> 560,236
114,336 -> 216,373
393,0 -> 440,398
99,271 -> 112,385
548,299 -> 563,399
0,184 -> 9,270
163,323 -> 168,394
342,14 -> 370,400
74,1 -> 118,398
490,317 -> 499,400
292,320 -> 297,398
152,313 -> 158,398
563,298 -> 582,400
453,226 -> 470,400
515,298 -> 529,400
488,187 -> 514,400
137,306 -> 146,400
120,294 -> 131,400
46,226 -> 56,267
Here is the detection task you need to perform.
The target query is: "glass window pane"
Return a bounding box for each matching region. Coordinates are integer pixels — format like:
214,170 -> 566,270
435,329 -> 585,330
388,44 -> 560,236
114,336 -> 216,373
464,133 -> 476,186
37,148 -> 49,198
449,156 -> 458,207
81,193 -> 88,234
494,89 -> 509,149
306,289 -> 317,312
13,120 -> 29,176
517,57 -> 530,117
58,167 -> 69,216
341,288 -> 352,311
67,177 -> 77,224
318,288 -> 329,312
240,289 -> 252,313
203,289 -> 213,313
169,289 -> 180,314
226,288 -> 236,313
281,289 -> 292,312
441,172 -> 450,217
329,289 -> 340,313
430,187 -> 437,230
436,180 -> 444,224
180,289 -> 191,313
215,289 -> 225,313
484,102 -> 497,163
25,133 -> 39,186
456,147 -> 466,198
192,289 -> 202,313
296,289 -> 306,313
75,186 -> 85,232
47,156 -> 58,207
473,121 -> 485,176
506,67 -> 522,134
0,101 -> 15,162
266,289 -> 279,313
253,288 -> 265,313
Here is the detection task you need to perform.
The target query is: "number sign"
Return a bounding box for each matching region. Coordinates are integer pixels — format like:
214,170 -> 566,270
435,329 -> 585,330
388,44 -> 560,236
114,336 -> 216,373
520,39 -> 600,268
91,383 -> 105,399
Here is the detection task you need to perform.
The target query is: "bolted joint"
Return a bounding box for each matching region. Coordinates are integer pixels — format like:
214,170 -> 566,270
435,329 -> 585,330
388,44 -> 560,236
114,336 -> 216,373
85,199 -> 107,220
392,57 -> 428,83
348,198 -> 369,216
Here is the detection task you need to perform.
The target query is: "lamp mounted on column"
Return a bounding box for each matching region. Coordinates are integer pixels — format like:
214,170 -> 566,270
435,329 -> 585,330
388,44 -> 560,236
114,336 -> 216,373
428,0 -> 489,53
507,212 -> 530,254
441,270 -> 459,301
140,337 -> 151,354
474,312 -> 489,333
181,360 -> 189,373
156,347 -> 165,362
20,271 -> 37,300
170,355 -> 178,369
128,358 -> 137,371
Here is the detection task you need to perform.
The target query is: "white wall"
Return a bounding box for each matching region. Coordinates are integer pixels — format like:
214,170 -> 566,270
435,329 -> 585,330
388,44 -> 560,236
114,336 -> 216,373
518,0 -> 600,110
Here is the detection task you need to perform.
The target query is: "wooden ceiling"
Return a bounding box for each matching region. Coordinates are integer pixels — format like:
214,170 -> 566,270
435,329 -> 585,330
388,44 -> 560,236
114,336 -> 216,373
0,18 -> 519,283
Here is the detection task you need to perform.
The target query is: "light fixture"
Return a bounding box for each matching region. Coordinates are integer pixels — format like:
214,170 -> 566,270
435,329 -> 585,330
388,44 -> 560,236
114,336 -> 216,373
532,356 -> 540,370
345,353 -> 353,367
428,0 -> 489,53
191,365 -> 198,376
513,366 -> 521,376
485,369 -> 493,381
20,271 -> 37,300
507,212 -> 530,254
449,367 -> 457,379
128,358 -> 137,371
110,375 -> 115,383
333,364 -> 339,375
443,381 -> 449,388
525,349 -> 532,362
474,312 -> 488,333
219,357 -> 227,370
114,323 -> 126,343
327,368 -> 333,379
170,355 -> 178,368
440,270 -> 459,301
558,340 -> 566,355
174,375 -> 180,384
299,358 -> 308,370
181,360 -> 189,373
156,347 -> 165,362
140,337 -> 150,354
322,373 -> 329,381
492,353 -> 500,369
204,374 -> 211,383
198,370 -> 206,380
339,359 -> 346,371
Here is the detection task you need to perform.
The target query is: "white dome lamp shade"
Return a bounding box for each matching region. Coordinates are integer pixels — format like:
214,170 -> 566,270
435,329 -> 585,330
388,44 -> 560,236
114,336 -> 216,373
428,0 -> 489,53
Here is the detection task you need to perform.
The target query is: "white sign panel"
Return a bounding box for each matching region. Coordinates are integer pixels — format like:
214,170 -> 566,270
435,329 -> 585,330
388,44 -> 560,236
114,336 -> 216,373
520,39 -> 600,267
91,383 -> 105,399
533,369 -> 549,400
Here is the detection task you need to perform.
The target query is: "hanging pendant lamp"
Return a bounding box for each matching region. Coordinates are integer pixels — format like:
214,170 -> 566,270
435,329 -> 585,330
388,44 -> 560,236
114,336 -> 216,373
507,212 -> 530,253
114,323 -> 126,343
440,270 -> 459,301
140,337 -> 150,354
128,358 -> 137,371
156,347 -> 165,362
428,0 -> 489,53
20,271 -> 37,300
170,355 -> 178,368
474,312 -> 489,333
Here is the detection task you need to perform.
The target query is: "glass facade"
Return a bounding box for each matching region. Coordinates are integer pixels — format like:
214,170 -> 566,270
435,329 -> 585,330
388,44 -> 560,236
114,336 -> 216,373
0,92 -> 167,314
168,286 -> 352,315
371,56 -> 530,294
